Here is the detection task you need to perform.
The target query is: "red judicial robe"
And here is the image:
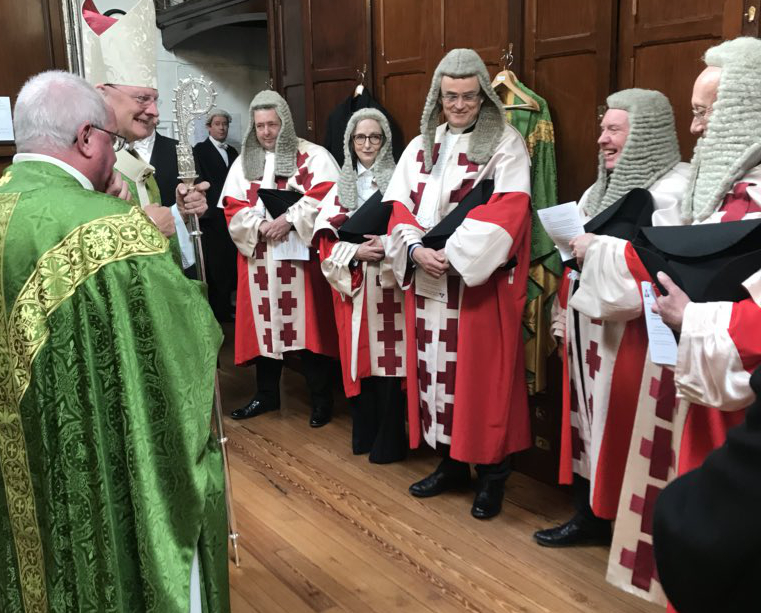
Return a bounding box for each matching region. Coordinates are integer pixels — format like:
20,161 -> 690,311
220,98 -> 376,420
384,122 -> 532,465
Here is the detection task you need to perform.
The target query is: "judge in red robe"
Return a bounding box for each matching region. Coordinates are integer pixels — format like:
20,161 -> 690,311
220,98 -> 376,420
219,90 -> 339,427
314,108 -> 407,463
384,48 -> 532,519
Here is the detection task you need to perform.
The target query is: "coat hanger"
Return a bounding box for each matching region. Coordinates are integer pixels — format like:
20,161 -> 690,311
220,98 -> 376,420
491,44 -> 540,112
354,64 -> 366,97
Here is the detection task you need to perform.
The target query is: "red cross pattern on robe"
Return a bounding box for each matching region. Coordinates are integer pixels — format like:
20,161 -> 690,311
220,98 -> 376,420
620,540 -> 660,592
649,367 -> 677,422
449,178 -> 475,206
276,261 -> 297,285
457,152 -> 479,173
720,182 -> 761,222
438,402 -> 454,437
254,241 -> 267,259
262,328 -> 274,353
295,151 -> 313,190
436,361 -> 457,395
416,317 -> 433,351
438,318 -> 458,353
275,176 -> 288,189
280,322 -> 297,347
328,213 -> 349,230
410,182 -> 426,215
377,347 -> 402,374
421,398 -> 432,431
376,287 -> 403,375
278,291 -> 298,316
418,359 -> 432,392
253,266 -> 269,290
415,143 -> 441,175
258,298 -> 271,322
585,341 -> 602,379
246,183 -> 261,207
638,425 -> 675,481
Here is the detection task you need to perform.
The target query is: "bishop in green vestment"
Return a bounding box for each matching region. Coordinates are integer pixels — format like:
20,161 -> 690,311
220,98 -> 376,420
0,71 -> 229,613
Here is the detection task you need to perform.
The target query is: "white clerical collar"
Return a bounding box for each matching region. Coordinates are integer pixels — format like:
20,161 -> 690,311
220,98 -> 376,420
356,160 -> 374,176
13,153 -> 94,191
210,136 -> 227,149
446,120 -> 476,135
132,130 -> 156,163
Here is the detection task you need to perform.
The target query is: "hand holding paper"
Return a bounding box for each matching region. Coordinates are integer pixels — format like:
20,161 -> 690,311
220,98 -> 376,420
536,202 -> 585,261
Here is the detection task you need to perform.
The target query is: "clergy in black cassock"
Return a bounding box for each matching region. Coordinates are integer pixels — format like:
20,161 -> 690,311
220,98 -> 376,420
193,110 -> 239,321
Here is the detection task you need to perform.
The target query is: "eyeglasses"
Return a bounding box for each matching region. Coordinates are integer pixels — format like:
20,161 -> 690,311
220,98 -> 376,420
105,84 -> 159,108
691,106 -> 713,123
352,133 -> 383,146
441,91 -> 481,105
71,125 -> 128,152
91,125 -> 128,152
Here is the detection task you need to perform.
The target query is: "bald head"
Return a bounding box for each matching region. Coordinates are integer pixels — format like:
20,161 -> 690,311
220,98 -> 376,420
690,66 -> 721,136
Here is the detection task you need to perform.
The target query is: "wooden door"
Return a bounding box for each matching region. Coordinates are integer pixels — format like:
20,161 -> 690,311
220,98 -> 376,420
617,0 -> 745,162
268,0 -> 308,137
0,0 -> 68,168
372,0 -> 437,146
301,0 -> 372,145
441,0 -> 510,76
522,0 -> 617,203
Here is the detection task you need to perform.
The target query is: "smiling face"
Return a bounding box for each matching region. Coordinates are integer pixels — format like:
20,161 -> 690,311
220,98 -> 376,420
254,108 -> 281,151
352,118 -> 383,169
440,75 -> 483,129
598,109 -> 630,170
100,84 -> 158,143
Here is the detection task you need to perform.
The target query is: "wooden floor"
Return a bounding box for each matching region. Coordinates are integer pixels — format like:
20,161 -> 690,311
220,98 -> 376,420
216,325 -> 662,613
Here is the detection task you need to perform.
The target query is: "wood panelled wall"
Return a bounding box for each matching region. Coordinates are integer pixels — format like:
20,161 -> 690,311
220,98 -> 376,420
0,0 -> 68,169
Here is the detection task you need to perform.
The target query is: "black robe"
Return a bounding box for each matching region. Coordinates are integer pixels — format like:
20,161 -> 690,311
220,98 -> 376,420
192,137 -> 240,322
653,365 -> 761,613
149,132 -> 180,208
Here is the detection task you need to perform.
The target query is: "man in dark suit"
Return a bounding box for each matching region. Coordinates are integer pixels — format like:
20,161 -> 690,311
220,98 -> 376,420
193,110 -> 239,321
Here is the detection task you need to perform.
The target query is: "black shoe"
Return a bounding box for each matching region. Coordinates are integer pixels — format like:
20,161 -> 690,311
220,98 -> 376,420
309,405 -> 332,428
471,479 -> 505,519
533,514 -> 612,547
231,398 -> 279,420
409,463 -> 471,498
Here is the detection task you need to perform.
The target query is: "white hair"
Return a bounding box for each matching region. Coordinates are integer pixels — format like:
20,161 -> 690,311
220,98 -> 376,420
14,70 -> 108,154
206,109 -> 232,126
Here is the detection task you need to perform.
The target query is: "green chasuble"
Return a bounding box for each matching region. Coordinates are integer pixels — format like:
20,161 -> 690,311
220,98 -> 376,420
0,161 -> 229,613
499,81 -> 563,395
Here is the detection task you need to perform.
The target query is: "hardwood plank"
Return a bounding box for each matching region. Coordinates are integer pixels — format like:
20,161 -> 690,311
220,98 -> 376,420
216,326 -> 662,613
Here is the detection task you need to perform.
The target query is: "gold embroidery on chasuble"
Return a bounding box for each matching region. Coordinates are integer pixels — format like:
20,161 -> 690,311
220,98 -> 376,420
525,120 -> 555,158
0,172 -> 12,188
0,202 -> 167,612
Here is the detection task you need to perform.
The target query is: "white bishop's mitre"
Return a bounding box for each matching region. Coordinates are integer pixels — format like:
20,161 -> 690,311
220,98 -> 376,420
81,0 -> 158,89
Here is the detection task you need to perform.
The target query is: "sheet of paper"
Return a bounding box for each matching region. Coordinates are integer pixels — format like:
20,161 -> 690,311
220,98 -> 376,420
536,201 -> 585,261
414,268 -> 448,303
641,282 -> 678,366
272,231 -> 310,261
0,97 -> 14,141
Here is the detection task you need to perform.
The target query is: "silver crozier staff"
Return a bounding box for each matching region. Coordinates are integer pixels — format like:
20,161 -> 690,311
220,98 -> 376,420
173,75 -> 241,567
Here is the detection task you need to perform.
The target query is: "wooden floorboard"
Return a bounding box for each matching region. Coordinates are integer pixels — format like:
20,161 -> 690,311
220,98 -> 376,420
216,324 -> 663,613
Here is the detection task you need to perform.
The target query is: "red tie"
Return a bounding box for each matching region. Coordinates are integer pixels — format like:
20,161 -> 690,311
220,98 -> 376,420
719,182 -> 761,222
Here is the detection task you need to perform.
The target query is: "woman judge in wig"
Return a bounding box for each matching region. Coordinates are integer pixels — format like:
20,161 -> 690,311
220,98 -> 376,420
313,109 -> 408,463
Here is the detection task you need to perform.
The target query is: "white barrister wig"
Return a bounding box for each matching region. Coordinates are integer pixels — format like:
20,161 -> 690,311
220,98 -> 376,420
241,90 -> 298,181
584,88 -> 681,217
682,37 -> 761,222
337,108 -> 396,210
419,48 -> 505,172
82,0 -> 158,89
